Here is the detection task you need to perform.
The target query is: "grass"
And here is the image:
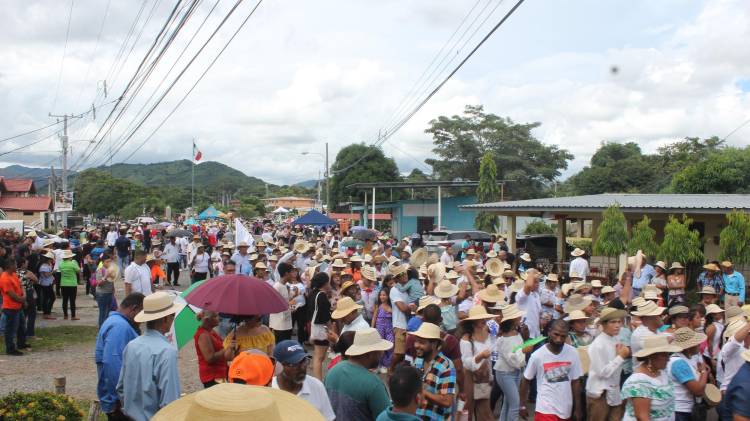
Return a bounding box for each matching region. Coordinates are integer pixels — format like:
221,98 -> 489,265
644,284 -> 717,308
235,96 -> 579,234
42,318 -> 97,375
1,325 -> 98,353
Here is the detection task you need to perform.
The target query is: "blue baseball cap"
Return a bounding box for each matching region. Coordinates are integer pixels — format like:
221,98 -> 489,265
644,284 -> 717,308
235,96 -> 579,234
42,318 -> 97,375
273,340 -> 308,364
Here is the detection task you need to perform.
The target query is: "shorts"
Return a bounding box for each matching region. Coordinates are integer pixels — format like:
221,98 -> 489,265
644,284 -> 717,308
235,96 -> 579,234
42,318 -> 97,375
534,412 -> 570,421
312,339 -> 330,347
394,327 -> 406,354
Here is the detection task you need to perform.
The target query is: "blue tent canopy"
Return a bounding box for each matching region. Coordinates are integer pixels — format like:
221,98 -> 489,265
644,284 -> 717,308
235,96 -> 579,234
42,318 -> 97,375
292,209 -> 336,226
197,205 -> 220,220
184,217 -> 197,225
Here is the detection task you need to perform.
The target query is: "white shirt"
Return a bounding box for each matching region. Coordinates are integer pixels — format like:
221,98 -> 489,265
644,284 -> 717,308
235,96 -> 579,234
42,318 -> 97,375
440,250 -> 454,267
630,325 -> 665,368
719,336 -> 747,391
124,262 -> 153,296
569,257 -> 589,280
177,237 -> 188,254
341,314 -> 369,333
389,286 -> 409,330
586,331 -> 626,405
53,249 -> 64,271
516,288 -> 542,337
192,253 -> 209,273
667,353 -> 699,413
106,231 -> 118,247
272,375 -> 335,421
460,336 -> 493,372
523,344 -> 582,419
494,334 -> 525,372
187,241 -> 201,263
162,243 -> 180,263
270,281 -> 293,331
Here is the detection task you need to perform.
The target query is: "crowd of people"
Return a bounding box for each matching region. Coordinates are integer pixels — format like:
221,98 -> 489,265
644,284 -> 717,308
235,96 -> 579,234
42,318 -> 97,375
4,220 -> 750,420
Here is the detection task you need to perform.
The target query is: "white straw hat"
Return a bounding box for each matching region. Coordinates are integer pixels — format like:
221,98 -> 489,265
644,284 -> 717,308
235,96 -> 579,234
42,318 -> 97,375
434,280 -> 459,298
464,306 -> 496,321
476,285 -> 505,303
331,297 -> 363,320
134,291 -> 183,323
633,335 -> 681,358
409,322 -> 441,340
631,301 -> 666,317
345,328 -> 393,356
500,304 -> 525,321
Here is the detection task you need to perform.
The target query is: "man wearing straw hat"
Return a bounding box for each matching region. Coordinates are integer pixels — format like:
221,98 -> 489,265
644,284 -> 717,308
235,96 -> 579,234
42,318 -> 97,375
117,291 -> 182,421
409,322 -> 456,421
722,260 -> 745,307
629,301 -> 667,368
569,248 -> 589,281
586,307 -> 630,421
325,327 -> 392,420
698,262 -> 724,296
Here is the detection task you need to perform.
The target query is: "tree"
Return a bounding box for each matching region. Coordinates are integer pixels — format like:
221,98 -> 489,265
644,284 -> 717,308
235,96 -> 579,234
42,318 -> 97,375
75,169 -> 140,216
627,216 -> 658,257
671,147 -> 750,193
593,204 -> 628,257
474,152 -> 500,232
720,210 -> 750,264
424,105 -> 572,199
328,143 -> 402,210
658,215 -> 704,264
523,220 -> 555,235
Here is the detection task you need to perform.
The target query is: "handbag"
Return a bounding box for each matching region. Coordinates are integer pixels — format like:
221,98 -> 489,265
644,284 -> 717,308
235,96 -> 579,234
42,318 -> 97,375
310,291 -> 328,341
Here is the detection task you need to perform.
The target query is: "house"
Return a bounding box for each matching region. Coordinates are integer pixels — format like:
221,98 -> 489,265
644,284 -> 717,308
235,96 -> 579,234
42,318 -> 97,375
261,196 -> 316,211
0,178 -> 52,228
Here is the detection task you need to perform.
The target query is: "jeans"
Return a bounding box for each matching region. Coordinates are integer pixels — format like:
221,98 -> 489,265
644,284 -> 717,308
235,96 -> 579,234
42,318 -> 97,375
675,412 -> 692,421
25,294 -> 36,337
96,292 -> 114,327
166,262 -> 180,285
495,369 -> 521,421
117,255 -> 129,276
3,308 -> 26,353
41,285 -> 56,315
179,254 -> 187,269
61,286 -> 77,318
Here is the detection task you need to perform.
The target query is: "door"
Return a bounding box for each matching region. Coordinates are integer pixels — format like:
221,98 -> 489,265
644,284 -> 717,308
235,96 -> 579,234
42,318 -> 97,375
417,217 -> 435,236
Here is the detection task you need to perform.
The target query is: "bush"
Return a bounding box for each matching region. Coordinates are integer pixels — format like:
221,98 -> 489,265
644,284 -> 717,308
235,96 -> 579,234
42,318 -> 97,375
523,220 -> 555,235
0,391 -> 85,421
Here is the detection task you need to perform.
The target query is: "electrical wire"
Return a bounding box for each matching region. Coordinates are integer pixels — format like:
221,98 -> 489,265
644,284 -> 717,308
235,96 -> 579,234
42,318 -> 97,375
722,117 -> 750,142
0,121 -> 64,144
72,0 -> 112,110
51,0 -> 75,111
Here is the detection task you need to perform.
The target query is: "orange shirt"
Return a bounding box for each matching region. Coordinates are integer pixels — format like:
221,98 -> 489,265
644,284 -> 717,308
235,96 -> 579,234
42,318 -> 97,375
0,271 -> 23,310
151,264 -> 166,282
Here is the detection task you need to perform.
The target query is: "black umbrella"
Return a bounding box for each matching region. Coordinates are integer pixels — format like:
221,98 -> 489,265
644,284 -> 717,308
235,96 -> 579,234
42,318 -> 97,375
352,228 -> 378,241
169,229 -> 193,238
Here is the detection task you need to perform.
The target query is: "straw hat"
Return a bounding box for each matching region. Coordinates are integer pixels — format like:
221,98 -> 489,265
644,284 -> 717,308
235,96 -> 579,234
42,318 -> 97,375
726,306 -> 746,323
345,328 -> 393,356
486,250 -> 498,258
546,273 -> 560,282
569,271 -> 582,280
434,280 -> 459,298
476,285 -> 505,303
361,265 -> 377,282
416,296 -> 440,312
633,335 -> 681,358
561,283 -> 575,296
387,256 -> 399,264
293,242 -> 310,254
331,259 -> 347,269
563,294 -> 592,313
643,285 -> 660,300
520,253 -> 532,262
654,261 -> 667,271
601,285 -> 616,294
466,249 -> 476,256
427,262 -> 446,282
255,262 -> 268,270
491,277 -> 506,286
61,250 -> 75,259
268,255 -> 278,262
237,241 -> 251,248
598,307 -> 627,323
721,260 -> 733,268
704,383 -> 722,407
590,279 -> 603,288
509,279 -> 525,293
668,305 -> 689,317
409,322 -> 441,340
331,297 -> 363,319
705,304 -> 724,315
724,319 -> 747,339
574,282 -> 591,293
389,262 -> 409,277
669,262 -> 684,271
464,306 -> 496,321
146,254 -> 159,262
339,280 -> 357,294
134,292 -> 183,323
151,383 -> 325,421
703,263 -> 720,271
363,254 -> 373,263
631,297 -> 646,308
565,310 -> 589,321
500,304 -> 525,321
698,285 -> 717,295
631,301 -> 666,317
571,248 -> 585,257
476,266 -> 485,274
42,251 -> 55,260
672,327 -> 707,350
349,255 -> 364,263
446,270 -> 459,280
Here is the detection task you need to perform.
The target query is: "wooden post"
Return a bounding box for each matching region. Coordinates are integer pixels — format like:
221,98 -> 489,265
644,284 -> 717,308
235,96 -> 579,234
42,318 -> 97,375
53,376 -> 66,394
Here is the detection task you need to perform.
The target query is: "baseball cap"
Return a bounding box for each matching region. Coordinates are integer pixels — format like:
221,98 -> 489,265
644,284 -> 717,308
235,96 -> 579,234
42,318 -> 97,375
273,340 -> 308,365
228,351 -> 280,386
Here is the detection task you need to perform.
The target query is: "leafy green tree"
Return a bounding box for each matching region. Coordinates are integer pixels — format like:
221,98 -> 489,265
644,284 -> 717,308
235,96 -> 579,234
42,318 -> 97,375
671,147 -> 750,193
475,152 -> 500,232
328,143 -> 402,210
627,216 -> 658,257
658,215 -> 704,264
75,169 -> 140,216
523,220 -> 555,235
593,204 -> 628,256
720,210 -> 750,264
424,105 -> 572,199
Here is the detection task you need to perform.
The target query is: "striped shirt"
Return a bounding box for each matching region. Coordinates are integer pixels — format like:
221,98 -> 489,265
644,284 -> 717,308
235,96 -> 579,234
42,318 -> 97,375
415,352 -> 456,420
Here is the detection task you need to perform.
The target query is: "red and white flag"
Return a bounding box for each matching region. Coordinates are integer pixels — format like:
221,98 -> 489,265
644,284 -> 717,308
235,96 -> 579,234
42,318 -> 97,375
193,140 -> 202,161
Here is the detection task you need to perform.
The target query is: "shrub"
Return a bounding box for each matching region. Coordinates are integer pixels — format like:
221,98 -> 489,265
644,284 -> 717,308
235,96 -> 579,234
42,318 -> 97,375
0,391 -> 85,421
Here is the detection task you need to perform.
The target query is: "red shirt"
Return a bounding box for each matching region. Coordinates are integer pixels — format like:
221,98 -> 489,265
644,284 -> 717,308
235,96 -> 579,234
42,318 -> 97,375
194,326 -> 228,383
0,272 -> 23,311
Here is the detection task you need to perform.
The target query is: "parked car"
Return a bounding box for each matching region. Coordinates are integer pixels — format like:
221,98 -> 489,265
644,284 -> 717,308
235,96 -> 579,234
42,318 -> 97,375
423,230 -> 492,255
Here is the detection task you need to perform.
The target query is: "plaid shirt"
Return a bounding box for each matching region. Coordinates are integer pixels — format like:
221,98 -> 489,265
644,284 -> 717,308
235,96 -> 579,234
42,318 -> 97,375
698,271 -> 724,292
415,352 -> 456,420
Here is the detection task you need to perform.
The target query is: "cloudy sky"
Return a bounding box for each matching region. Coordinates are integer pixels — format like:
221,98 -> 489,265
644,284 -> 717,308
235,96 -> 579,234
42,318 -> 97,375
1,0 -> 749,185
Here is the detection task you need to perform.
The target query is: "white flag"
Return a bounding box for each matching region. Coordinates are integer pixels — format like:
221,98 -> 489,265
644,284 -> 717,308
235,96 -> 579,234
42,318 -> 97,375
234,218 -> 254,247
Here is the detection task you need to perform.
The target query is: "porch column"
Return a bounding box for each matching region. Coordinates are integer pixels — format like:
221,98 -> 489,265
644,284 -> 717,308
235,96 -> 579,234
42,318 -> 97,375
557,217 -> 567,274
507,215 -> 517,253
437,185 -> 442,230
372,187 -> 376,231
577,219 -> 584,237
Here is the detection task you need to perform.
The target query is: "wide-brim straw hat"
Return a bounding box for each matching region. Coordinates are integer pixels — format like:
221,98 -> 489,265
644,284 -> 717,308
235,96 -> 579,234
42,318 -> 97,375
491,277 -> 506,286
237,241 -> 251,248
146,254 -> 159,262
134,291 -> 183,323
561,283 -> 574,296
705,304 -> 724,315
509,279 -> 525,293
427,262 -> 446,282
564,294 -> 592,313
486,250 -> 498,258
598,307 -> 627,323
672,327 -> 707,350
501,304 -> 525,321
151,383 -> 325,421
476,285 -> 505,303
361,265 -> 378,282
631,297 -> 647,308
726,306 -> 746,323
363,254 -> 373,263
464,305 -> 496,321
331,258 -> 347,268
255,262 -> 268,270
601,285 -> 616,294
409,322 -> 441,340
724,319 -> 747,339
631,301 -> 666,317
721,260 -> 734,268
669,262 -> 684,271
668,305 -> 690,317
703,263 -> 720,271
634,335 -> 682,358
643,285 -> 660,300
338,280 -> 357,294
698,285 -> 717,295
564,310 -> 589,321
569,271 -> 582,279
389,262 -> 408,277
435,279 -> 459,298
417,296 -> 440,312
546,273 -> 560,282
590,279 -> 603,288
520,253 -> 532,262
654,261 -> 667,271
571,248 -> 585,257
345,327 -> 393,356
331,296 -> 363,319
293,241 -> 310,254
61,250 -> 76,259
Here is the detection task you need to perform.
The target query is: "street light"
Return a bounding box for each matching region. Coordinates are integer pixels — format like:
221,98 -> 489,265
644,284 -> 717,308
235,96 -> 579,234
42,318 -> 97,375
300,143 -> 330,211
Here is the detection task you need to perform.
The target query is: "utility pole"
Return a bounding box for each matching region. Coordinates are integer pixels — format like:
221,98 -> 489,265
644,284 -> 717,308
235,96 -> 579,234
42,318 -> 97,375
325,142 -> 330,212
49,113 -> 82,228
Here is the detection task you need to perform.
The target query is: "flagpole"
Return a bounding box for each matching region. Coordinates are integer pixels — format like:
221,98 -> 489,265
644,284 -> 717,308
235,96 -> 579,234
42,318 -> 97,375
191,138 -> 195,214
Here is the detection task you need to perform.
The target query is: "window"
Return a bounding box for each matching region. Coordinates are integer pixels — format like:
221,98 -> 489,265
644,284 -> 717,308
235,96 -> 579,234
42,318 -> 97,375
23,211 -> 33,216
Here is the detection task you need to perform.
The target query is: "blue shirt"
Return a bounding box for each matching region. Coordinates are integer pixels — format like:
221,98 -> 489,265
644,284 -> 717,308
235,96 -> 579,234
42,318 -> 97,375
407,315 -> 423,332
376,407 -> 422,421
117,329 -> 180,421
726,362 -> 750,418
632,264 -> 656,290
95,312 -> 138,413
231,252 -> 252,275
91,247 -> 106,262
698,271 -> 724,292
724,271 -> 746,303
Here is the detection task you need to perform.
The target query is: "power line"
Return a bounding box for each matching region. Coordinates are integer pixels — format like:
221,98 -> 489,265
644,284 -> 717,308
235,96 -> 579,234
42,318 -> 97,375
0,121 -> 63,143
51,0 -> 75,111
116,0 -> 265,164
72,0 -> 113,110
722,116 -> 750,142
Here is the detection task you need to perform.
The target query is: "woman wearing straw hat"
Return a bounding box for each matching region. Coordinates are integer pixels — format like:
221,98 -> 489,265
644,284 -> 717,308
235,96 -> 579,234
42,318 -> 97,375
59,249 -> 81,320
459,306 -> 496,421
666,327 -> 710,421
493,304 -> 529,421
703,304 -> 725,362
666,262 -> 687,305
434,279 -> 459,334
621,335 -> 681,421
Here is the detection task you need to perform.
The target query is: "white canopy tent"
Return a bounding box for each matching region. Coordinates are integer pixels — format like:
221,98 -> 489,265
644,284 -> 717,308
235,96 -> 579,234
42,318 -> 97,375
272,207 -> 290,214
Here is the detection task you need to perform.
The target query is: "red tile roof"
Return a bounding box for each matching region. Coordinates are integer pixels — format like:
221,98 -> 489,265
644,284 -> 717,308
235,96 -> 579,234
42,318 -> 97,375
0,196 -> 52,211
0,178 -> 35,193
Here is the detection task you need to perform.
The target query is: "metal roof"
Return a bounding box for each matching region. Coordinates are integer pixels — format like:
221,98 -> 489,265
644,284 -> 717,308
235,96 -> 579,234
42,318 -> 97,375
347,180 -> 481,189
459,194 -> 750,214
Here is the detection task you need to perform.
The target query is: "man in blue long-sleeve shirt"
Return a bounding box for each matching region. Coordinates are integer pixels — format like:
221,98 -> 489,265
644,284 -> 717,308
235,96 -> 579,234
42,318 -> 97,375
94,293 -> 144,420
722,260 -> 746,307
